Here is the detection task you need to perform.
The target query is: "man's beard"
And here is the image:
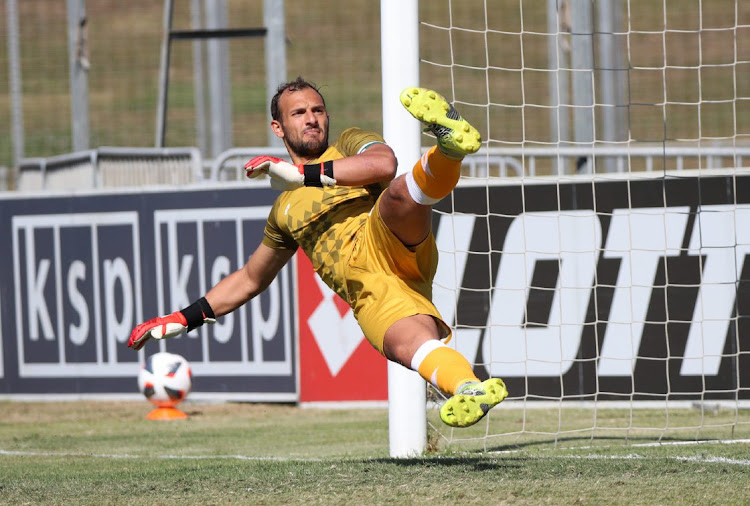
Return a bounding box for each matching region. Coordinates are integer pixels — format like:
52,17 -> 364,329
286,130 -> 329,159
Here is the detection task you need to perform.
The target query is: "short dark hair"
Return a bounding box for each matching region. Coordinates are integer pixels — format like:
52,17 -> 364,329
270,77 -> 326,121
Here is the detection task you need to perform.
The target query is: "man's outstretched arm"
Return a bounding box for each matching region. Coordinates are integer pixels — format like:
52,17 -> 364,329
204,243 -> 295,317
321,143 -> 397,186
128,244 -> 295,350
246,143 -> 397,190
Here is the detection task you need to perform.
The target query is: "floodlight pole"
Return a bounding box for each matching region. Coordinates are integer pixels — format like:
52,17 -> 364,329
66,0 -> 90,152
204,0 -> 233,157
155,0 -> 269,151
597,0 -> 628,173
569,0 -> 595,170
381,0 -> 427,458
547,0 -> 569,174
6,0 -> 24,168
155,0 -> 174,148
264,0 -> 287,148
190,0 -> 207,156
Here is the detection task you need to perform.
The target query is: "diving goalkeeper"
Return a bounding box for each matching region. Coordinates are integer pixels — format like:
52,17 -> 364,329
127,77 -> 508,427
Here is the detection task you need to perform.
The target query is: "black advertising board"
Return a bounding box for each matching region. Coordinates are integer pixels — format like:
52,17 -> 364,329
0,186 -> 296,399
434,173 -> 750,400
2,172 -> 748,402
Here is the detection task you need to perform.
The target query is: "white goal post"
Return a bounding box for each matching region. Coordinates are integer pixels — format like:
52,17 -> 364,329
380,0 -> 427,458
383,0 -> 750,456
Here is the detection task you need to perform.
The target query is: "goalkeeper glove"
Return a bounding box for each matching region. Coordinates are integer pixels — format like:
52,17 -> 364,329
127,297 -> 216,351
245,155 -> 336,191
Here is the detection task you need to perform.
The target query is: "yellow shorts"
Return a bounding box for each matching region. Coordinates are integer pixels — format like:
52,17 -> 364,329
342,193 -> 451,354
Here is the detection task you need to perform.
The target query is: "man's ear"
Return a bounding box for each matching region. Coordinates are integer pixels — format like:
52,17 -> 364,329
271,120 -> 284,139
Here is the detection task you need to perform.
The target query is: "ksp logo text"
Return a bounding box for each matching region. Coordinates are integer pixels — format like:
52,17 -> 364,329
13,212 -> 142,377
152,208 -> 294,377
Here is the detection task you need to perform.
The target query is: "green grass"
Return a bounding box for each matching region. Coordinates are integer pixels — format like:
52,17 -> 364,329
1,401 -> 749,504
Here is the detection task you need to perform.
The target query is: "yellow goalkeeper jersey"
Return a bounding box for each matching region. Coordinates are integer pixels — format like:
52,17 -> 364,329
262,127 -> 388,299
262,126 -> 450,352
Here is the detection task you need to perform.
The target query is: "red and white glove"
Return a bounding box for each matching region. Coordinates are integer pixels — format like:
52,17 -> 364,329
127,297 -> 216,351
128,311 -> 190,351
245,155 -> 336,191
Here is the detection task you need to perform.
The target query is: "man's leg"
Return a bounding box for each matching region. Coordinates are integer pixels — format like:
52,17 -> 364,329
379,87 -> 481,246
378,88 -> 505,428
383,315 -> 508,428
382,315 -> 477,395
377,177 -> 432,247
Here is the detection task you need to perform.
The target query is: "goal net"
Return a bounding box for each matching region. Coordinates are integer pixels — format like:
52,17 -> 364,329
414,0 -> 750,451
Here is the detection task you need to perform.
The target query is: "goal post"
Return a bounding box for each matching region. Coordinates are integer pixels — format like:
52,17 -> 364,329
381,0 -> 427,458
385,0 -> 750,454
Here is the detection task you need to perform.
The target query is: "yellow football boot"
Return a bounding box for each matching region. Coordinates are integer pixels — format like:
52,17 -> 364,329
400,87 -> 482,156
440,378 -> 508,428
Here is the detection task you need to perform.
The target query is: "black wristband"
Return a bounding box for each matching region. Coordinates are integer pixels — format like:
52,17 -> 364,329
180,297 -> 215,332
302,160 -> 334,187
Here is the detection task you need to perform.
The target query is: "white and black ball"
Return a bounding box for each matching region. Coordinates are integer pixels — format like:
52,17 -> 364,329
137,352 -> 192,408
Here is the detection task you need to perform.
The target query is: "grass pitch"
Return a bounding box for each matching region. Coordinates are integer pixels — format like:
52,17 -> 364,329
1,401 -> 749,505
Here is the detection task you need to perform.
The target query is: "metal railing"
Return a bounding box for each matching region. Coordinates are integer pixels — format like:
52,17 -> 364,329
0,166 -> 8,191
462,145 -> 750,178
209,144 -> 750,181
17,147 -> 202,191
12,144 -> 750,192
209,147 -> 289,182
208,146 -> 526,181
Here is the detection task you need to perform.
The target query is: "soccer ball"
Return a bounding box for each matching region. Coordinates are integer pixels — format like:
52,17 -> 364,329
137,352 -> 192,408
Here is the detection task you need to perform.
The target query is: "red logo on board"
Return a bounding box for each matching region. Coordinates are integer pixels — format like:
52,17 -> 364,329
297,253 -> 387,402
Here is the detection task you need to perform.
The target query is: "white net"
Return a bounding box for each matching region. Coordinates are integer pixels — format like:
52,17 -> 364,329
421,0 -> 750,450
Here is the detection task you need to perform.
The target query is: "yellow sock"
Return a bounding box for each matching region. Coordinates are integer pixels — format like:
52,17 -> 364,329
405,146 -> 462,205
411,340 -> 479,396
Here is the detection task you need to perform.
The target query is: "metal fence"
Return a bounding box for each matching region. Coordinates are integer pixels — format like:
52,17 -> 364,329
208,145 -> 750,182
15,144 -> 750,191
0,167 -> 8,191
0,0 -> 384,172
5,1 -> 747,185
462,145 -> 750,178
17,147 -> 201,191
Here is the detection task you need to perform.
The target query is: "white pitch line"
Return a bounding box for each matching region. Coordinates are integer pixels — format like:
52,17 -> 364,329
676,455 -> 750,466
3,448 -> 750,466
486,454 -> 750,467
476,453 -> 750,467
488,438 -> 750,455
632,438 -> 750,448
557,454 -> 750,466
0,448 -> 321,462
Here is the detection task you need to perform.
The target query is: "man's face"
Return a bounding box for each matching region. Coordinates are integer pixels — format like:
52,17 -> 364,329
272,87 -> 329,160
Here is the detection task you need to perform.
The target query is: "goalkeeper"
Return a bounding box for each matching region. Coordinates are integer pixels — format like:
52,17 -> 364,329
128,77 -> 507,427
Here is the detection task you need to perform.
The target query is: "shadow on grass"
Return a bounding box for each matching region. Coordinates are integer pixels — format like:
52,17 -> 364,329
369,456 -> 523,470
